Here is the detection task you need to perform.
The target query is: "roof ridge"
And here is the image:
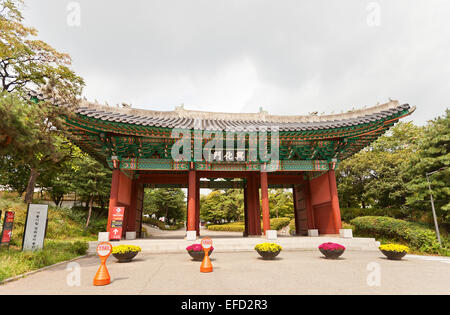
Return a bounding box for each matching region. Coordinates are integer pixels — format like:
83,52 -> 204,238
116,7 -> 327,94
76,99 -> 402,122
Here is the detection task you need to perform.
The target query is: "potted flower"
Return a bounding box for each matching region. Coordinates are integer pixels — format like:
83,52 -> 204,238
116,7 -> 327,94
111,245 -> 142,263
186,244 -> 214,261
255,243 -> 282,260
318,242 -> 345,259
379,244 -> 409,260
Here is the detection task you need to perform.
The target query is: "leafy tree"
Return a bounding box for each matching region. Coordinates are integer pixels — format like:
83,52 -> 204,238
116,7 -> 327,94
144,188 -> 186,224
405,110 -> 450,223
0,0 -> 84,204
200,189 -> 244,224
269,189 -> 294,219
0,153 -> 29,195
0,0 -> 83,97
68,152 -> 111,228
336,122 -> 422,209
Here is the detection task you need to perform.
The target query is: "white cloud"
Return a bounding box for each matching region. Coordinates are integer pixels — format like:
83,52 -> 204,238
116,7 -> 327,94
22,0 -> 450,124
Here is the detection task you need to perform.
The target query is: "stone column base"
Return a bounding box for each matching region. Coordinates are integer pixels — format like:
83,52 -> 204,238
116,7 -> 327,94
126,231 -> 136,240
266,230 -> 277,240
186,230 -> 197,241
339,229 -> 353,238
98,232 -> 110,242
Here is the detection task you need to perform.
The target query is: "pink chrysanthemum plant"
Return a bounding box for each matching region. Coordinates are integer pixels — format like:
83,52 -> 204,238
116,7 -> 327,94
318,242 -> 346,251
186,244 -> 214,252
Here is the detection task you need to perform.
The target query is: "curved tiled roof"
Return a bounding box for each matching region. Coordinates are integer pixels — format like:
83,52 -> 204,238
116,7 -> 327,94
28,90 -> 413,132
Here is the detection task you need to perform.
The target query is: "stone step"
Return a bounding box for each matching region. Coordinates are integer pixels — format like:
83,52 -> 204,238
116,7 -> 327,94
88,236 -> 380,255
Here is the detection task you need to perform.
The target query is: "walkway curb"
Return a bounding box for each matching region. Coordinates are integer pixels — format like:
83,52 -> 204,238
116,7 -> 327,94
0,254 -> 88,286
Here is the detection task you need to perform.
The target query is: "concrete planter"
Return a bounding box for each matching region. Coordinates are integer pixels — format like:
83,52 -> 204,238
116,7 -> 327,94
187,250 -> 213,261
256,250 -> 281,260
112,251 -> 139,263
381,250 -> 407,260
319,248 -> 345,259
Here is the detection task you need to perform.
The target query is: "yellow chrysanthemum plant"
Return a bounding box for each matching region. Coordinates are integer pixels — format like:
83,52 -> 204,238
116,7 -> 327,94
254,243 -> 283,252
112,245 -> 142,254
379,244 -> 410,253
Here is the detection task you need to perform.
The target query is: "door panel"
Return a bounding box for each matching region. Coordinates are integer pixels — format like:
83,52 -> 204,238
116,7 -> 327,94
293,185 -> 308,235
135,183 -> 144,238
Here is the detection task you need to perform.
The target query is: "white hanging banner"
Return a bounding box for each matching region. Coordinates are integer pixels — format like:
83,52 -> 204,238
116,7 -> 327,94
22,204 -> 49,251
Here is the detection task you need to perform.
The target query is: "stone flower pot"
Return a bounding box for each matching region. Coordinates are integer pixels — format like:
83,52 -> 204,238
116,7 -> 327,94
187,249 -> 213,261
256,249 -> 281,260
381,250 -> 407,261
319,248 -> 345,259
318,242 -> 346,259
112,251 -> 139,263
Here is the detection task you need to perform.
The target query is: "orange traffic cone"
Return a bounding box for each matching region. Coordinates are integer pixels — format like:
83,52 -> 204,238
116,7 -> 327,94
93,255 -> 111,286
200,249 -> 213,273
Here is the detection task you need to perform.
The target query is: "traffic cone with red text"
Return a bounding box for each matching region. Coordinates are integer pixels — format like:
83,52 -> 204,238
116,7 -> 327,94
200,249 -> 213,273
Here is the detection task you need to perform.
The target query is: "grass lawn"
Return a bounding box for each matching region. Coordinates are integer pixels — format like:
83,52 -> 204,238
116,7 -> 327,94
0,196 -> 101,282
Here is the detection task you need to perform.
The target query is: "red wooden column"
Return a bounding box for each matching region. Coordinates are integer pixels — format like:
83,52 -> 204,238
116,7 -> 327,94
260,171 -> 271,234
107,168 -> 121,232
328,169 -> 342,233
243,186 -> 248,237
247,172 -> 262,236
195,172 -> 200,236
187,170 -> 197,232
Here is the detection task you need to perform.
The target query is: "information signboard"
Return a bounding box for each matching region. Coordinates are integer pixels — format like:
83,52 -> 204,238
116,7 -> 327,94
22,204 -> 48,251
109,206 -> 125,241
1,211 -> 15,246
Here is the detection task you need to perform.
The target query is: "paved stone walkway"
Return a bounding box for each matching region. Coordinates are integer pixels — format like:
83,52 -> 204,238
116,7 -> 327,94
1,251 -> 448,295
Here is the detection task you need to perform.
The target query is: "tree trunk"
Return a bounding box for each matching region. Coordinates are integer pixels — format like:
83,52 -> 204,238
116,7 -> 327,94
85,195 -> 94,229
24,168 -> 40,204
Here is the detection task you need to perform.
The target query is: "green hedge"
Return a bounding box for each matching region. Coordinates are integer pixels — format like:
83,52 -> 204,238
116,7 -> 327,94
350,216 -> 442,254
207,222 -> 245,232
142,217 -> 184,230
270,217 -> 291,230
207,217 -> 291,232
340,207 -> 407,222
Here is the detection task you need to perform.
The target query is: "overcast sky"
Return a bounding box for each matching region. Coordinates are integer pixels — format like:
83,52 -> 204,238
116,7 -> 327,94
22,0 -> 450,125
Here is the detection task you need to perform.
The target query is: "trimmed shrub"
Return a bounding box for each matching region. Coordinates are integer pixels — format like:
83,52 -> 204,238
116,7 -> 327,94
207,222 -> 245,232
269,217 -> 291,230
142,217 -> 184,230
350,216 -> 442,254
207,218 -> 291,232
340,207 -> 407,222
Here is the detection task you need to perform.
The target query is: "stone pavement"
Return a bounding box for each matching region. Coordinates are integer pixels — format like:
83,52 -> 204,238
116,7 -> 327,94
1,251 -> 449,295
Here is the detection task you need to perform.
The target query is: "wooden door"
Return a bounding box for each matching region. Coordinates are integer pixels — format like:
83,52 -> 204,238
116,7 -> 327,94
293,184 -> 308,235
135,183 -> 144,238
